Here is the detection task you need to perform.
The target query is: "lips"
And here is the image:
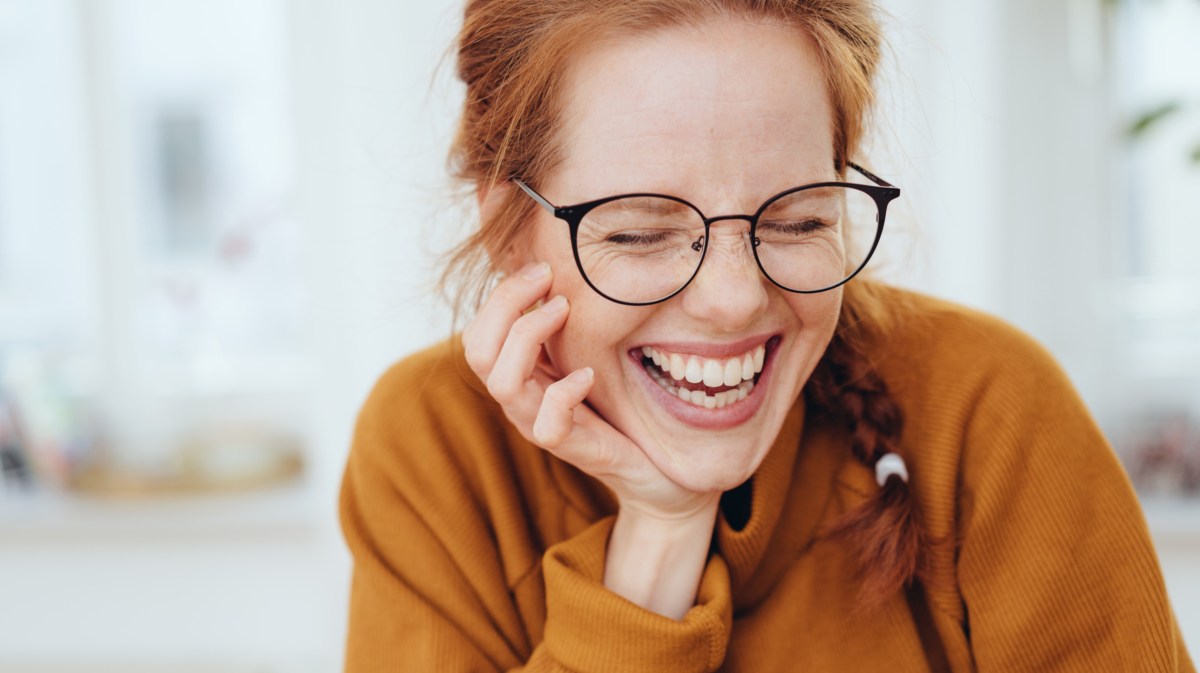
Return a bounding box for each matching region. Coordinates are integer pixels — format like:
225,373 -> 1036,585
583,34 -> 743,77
626,335 -> 780,429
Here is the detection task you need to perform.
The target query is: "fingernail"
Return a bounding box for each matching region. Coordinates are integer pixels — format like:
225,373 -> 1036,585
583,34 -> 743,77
521,262 -> 550,281
541,295 -> 567,313
567,367 -> 593,383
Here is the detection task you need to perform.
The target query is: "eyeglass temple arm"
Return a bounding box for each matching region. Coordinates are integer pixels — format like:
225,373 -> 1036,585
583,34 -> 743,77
846,161 -> 896,189
513,180 -> 556,214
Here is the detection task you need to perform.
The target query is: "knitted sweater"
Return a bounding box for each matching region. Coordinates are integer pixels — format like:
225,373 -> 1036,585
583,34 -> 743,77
339,289 -> 1195,672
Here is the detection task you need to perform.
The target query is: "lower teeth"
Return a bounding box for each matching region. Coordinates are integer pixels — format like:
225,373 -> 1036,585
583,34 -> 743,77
646,363 -> 754,409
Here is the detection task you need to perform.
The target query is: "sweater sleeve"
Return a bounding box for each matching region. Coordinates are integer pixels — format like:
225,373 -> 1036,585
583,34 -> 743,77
954,328 -> 1195,672
538,517 -> 732,672
339,351 -> 733,673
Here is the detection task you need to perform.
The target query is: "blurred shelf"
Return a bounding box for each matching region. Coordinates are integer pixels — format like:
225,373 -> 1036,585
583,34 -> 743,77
0,662 -> 328,673
0,482 -> 321,543
5,482 -> 1191,547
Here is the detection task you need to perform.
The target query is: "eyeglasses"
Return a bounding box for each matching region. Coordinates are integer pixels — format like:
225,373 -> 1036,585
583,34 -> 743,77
514,162 -> 900,306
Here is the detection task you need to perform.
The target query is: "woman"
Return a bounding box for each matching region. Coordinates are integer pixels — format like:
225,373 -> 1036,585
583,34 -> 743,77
339,1 -> 1195,670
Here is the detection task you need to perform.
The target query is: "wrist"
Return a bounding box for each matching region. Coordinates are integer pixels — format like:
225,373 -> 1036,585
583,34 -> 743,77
617,491 -> 722,525
603,498 -> 720,620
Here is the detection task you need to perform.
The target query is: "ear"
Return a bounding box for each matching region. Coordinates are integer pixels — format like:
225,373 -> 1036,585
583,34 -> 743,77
476,182 -> 530,275
476,181 -> 510,217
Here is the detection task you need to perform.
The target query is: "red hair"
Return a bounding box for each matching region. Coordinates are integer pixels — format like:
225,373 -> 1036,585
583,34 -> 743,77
443,0 -> 932,610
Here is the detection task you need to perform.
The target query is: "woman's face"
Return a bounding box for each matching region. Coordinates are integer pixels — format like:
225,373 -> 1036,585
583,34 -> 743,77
521,18 -> 842,493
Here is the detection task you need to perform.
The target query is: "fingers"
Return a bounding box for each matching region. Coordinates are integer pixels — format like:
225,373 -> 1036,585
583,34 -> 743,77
461,261 -> 596,458
532,367 -> 594,448
486,294 -> 569,407
462,262 -> 552,380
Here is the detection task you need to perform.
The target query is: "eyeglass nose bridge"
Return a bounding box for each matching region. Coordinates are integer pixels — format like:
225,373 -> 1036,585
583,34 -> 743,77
703,213 -> 757,226
685,212 -> 764,282
697,213 -> 760,251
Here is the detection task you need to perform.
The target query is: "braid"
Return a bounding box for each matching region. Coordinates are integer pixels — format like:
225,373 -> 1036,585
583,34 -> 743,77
807,324 -> 930,612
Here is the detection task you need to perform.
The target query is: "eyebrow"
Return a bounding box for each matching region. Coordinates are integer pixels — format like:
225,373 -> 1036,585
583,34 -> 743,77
588,172 -> 839,207
516,162 -> 893,217
608,196 -> 693,213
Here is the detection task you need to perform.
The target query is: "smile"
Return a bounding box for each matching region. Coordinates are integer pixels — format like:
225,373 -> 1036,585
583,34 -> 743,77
637,342 -> 767,409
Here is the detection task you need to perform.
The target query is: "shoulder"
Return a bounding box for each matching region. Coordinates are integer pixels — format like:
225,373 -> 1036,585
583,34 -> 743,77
355,336 -> 493,447
857,286 -> 1119,517
862,285 -> 1073,406
362,335 -> 486,414
348,336 -> 536,499
342,337 -> 562,591
855,285 -> 1112,506
856,293 -> 1176,668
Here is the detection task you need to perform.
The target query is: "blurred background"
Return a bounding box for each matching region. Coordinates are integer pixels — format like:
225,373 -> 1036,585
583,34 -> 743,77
0,0 -> 1196,670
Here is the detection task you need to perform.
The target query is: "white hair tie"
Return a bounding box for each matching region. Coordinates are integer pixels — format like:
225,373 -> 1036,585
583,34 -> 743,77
875,452 -> 909,487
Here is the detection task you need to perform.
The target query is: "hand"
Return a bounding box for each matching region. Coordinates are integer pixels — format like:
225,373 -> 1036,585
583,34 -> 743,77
461,262 -> 717,520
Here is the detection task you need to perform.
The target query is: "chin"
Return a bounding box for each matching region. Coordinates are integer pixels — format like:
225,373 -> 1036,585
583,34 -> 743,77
656,449 -> 763,493
612,400 -> 783,494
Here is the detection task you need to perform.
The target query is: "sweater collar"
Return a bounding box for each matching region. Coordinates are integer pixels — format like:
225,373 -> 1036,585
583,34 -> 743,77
715,395 -> 853,610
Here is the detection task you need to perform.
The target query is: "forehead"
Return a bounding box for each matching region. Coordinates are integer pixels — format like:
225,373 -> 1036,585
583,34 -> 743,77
550,18 -> 835,210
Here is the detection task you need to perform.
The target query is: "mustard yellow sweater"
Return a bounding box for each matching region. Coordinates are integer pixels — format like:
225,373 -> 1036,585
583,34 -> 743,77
339,289 -> 1195,672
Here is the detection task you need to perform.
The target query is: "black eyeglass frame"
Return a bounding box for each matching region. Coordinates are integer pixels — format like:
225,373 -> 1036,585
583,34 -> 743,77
514,162 -> 900,306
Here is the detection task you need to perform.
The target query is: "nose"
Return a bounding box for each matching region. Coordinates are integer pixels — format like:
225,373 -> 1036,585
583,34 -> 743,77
678,219 -> 770,331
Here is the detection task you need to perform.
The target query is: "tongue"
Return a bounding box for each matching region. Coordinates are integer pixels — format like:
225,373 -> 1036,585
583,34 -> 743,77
678,379 -> 735,394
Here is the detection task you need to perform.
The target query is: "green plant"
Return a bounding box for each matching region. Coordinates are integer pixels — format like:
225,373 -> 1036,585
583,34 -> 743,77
1111,0 -> 1200,164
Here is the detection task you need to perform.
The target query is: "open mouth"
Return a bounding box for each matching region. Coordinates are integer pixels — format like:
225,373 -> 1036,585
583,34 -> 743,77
634,336 -> 779,410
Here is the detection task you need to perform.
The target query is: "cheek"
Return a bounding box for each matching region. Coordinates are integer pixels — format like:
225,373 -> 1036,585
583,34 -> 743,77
542,278 -> 648,385
541,258 -> 617,376
544,300 -> 627,382
786,286 -> 842,327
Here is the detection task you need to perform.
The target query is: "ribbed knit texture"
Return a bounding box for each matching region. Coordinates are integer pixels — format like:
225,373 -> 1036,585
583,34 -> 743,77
339,288 -> 1196,672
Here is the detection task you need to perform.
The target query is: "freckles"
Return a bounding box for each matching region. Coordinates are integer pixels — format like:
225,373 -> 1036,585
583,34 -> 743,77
544,293 -> 609,374
784,288 -> 841,325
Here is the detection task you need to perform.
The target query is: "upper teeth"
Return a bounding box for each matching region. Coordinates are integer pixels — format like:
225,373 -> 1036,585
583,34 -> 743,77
639,344 -> 765,387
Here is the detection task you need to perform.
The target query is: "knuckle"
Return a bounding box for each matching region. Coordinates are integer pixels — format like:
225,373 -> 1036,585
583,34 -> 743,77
532,387 -> 573,447
485,372 -> 517,403
508,314 -> 540,339
531,410 -> 566,449
491,279 -> 525,306
462,345 -> 488,377
542,380 -> 572,406
530,420 -> 556,448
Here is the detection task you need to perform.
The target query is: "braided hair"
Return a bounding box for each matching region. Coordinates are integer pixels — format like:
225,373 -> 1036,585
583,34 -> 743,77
806,283 -> 932,611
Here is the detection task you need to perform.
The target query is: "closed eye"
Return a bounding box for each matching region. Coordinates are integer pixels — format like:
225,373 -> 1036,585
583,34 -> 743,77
757,219 -> 831,235
606,230 -> 674,246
